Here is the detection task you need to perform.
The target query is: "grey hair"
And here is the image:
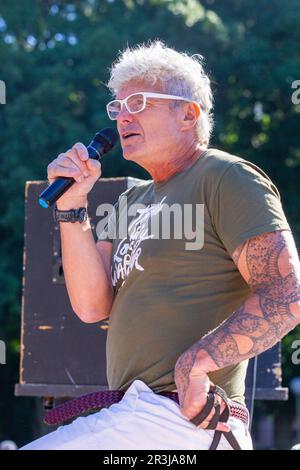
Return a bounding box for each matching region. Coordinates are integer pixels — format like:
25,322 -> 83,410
107,41 -> 214,146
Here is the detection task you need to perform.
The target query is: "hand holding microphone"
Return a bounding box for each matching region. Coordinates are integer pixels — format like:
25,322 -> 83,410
39,128 -> 118,208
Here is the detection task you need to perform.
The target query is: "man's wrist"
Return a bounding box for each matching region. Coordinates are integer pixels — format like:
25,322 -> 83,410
56,197 -> 88,211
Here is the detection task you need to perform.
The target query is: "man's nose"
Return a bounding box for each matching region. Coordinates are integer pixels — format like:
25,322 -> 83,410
117,103 -> 134,122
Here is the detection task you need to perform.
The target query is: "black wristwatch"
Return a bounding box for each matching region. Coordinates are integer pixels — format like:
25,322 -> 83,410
53,205 -> 88,224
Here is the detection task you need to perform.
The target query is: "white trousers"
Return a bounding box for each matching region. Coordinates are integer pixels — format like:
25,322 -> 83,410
21,380 -> 253,450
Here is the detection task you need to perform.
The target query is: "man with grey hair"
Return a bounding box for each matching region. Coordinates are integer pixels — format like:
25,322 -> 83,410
22,41 -> 300,450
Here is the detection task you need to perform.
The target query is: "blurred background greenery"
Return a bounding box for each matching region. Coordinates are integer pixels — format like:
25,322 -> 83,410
0,0 -> 299,449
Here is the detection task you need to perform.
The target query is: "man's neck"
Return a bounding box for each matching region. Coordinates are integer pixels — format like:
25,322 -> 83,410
148,145 -> 206,183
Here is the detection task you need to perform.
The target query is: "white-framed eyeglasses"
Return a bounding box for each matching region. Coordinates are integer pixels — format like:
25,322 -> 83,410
106,92 -> 200,120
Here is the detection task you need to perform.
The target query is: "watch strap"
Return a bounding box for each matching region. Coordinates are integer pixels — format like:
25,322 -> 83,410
53,206 -> 88,224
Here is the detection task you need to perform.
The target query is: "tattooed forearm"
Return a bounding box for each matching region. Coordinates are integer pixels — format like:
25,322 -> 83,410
174,346 -> 198,399
196,230 -> 300,371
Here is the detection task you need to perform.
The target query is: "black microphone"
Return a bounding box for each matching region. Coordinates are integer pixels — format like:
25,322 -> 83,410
38,128 -> 119,208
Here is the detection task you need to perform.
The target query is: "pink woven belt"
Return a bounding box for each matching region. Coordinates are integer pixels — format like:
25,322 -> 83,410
44,389 -> 249,428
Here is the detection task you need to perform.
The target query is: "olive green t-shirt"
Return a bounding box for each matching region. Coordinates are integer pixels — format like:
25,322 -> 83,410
98,148 -> 290,405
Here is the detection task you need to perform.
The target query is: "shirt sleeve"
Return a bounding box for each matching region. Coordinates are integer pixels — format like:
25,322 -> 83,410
211,160 -> 291,255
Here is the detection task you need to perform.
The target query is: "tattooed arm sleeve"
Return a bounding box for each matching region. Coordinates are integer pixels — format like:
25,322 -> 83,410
194,230 -> 300,372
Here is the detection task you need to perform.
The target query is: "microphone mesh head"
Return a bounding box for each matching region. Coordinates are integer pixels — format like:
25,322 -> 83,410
95,128 -> 118,150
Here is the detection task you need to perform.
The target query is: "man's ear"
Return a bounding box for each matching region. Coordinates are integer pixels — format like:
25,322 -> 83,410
181,102 -> 200,131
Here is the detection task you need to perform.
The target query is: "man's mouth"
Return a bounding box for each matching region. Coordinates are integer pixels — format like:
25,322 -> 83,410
122,132 -> 141,140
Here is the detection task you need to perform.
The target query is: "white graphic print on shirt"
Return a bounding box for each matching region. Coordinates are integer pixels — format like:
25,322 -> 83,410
111,197 -> 166,289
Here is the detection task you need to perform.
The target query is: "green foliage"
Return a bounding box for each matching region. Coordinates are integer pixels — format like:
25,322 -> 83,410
0,0 -> 299,446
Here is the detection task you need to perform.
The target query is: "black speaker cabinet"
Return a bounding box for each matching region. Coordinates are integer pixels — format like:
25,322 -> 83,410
15,178 -> 288,401
15,177 -> 142,398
